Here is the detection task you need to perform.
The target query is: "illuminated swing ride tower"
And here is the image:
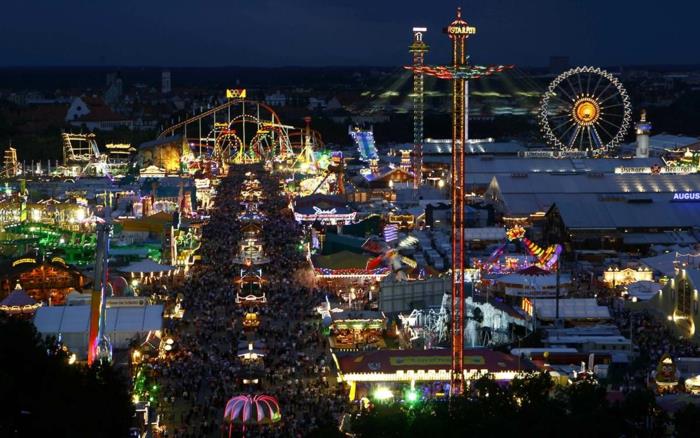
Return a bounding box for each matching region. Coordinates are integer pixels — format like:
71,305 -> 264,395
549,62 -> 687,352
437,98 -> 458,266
406,7 -> 512,395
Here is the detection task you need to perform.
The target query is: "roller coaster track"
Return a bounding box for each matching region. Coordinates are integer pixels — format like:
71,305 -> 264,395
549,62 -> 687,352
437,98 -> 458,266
159,98 -> 292,139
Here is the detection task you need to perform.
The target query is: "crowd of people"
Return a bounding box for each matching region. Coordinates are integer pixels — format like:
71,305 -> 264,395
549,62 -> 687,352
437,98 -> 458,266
139,164 -> 347,437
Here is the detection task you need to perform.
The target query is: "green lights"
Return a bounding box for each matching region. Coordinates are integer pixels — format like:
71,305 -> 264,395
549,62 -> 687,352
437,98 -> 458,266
405,389 -> 420,404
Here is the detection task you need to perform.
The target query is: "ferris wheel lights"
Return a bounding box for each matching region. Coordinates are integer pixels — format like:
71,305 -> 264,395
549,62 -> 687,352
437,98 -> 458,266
539,66 -> 631,153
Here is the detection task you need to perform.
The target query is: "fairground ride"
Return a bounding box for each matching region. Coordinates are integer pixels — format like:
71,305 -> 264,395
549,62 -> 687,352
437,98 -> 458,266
289,117 -> 325,172
348,126 -> 379,162
478,226 -> 562,273
539,66 -> 632,154
405,7 -> 513,395
61,133 -> 104,176
1,147 -> 19,178
159,97 -> 294,168
59,133 -> 134,177
4,222 -> 97,265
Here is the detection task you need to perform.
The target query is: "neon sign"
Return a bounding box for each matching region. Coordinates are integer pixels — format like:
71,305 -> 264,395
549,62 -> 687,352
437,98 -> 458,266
615,165 -> 697,175
672,192 -> 700,201
226,88 -> 247,99
447,25 -> 477,35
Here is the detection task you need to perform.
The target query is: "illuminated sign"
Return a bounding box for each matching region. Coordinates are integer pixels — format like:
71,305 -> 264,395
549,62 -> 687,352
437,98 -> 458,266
614,166 -> 651,174
447,24 -> 477,36
194,179 -> 211,189
226,88 -> 247,99
312,206 -> 337,215
672,192 -> 700,201
615,165 -> 697,175
389,355 -> 485,367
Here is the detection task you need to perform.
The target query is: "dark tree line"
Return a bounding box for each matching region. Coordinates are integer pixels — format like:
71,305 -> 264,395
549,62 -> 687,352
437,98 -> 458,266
350,373 -> 700,438
0,316 -> 133,437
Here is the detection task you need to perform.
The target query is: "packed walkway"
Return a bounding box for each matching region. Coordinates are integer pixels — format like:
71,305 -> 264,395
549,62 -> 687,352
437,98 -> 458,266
142,164 -> 347,437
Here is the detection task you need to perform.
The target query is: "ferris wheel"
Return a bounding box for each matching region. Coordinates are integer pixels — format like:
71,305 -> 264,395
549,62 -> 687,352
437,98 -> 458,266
539,66 -> 632,153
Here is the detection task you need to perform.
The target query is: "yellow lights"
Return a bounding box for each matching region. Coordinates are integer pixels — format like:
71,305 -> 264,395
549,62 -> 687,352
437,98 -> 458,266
51,257 -> 66,265
341,369 -> 523,384
438,179 -> 445,188
226,88 -> 247,99
75,208 -> 86,222
373,386 -> 394,401
572,97 -> 600,126
31,209 -> 42,222
12,258 -> 36,267
68,353 -> 77,365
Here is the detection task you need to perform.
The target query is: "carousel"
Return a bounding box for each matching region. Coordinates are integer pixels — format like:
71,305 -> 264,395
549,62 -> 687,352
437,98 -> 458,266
0,283 -> 42,316
329,310 -> 387,350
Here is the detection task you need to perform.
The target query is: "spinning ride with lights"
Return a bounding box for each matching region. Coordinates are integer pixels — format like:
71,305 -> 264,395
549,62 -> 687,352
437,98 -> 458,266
539,67 -> 632,153
481,226 -> 562,273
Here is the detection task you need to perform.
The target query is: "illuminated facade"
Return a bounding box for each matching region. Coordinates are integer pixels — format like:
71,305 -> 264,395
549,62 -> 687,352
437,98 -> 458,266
333,348 -> 537,401
602,265 -> 653,287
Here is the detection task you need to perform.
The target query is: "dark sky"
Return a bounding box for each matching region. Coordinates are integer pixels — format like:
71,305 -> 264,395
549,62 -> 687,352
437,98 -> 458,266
2,0 -> 698,67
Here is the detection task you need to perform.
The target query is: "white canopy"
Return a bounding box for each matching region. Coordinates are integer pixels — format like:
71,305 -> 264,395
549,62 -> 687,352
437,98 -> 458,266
118,259 -> 176,273
626,281 -> 662,301
33,304 -> 163,357
532,298 -> 610,320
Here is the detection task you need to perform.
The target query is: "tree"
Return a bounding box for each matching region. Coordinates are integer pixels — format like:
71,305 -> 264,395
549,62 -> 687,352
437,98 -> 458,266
674,403 -> 700,438
0,316 -> 133,437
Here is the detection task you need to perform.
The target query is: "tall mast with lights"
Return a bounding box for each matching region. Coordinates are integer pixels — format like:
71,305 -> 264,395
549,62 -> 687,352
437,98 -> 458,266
405,7 -> 512,395
410,27 -> 429,189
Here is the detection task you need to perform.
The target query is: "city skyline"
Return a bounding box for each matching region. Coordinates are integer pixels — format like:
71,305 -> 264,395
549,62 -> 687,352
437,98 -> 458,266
1,0 -> 698,68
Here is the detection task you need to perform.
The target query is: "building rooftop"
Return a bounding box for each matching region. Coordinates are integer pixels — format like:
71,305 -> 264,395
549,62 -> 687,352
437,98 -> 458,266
552,200 -> 700,230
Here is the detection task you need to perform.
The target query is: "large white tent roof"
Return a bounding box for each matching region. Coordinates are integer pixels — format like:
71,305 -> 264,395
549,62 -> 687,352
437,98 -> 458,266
34,304 -> 163,334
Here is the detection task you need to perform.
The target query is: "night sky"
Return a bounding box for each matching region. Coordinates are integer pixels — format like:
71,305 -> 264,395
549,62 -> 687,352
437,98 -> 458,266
2,0 -> 698,67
